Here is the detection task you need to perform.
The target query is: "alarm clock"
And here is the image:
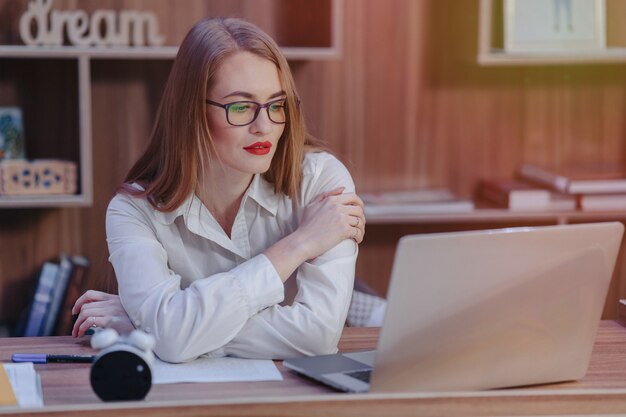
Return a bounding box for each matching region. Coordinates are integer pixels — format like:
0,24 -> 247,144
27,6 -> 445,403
90,328 -> 156,401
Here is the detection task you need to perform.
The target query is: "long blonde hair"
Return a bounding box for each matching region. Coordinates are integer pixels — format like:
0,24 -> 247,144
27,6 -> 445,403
121,17 -> 322,210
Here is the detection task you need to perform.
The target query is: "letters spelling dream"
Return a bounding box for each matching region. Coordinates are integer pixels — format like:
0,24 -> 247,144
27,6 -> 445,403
19,0 -> 165,47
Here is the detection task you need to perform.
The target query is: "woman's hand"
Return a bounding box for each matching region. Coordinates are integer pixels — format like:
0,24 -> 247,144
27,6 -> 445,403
263,187 -> 366,282
297,187 -> 366,260
71,290 -> 135,337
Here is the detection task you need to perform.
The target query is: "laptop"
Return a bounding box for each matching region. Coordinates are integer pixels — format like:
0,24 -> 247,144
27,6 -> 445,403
284,222 -> 624,393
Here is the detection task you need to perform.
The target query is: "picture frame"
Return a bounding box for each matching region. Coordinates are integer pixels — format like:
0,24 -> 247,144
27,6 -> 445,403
0,107 -> 26,160
504,0 -> 606,52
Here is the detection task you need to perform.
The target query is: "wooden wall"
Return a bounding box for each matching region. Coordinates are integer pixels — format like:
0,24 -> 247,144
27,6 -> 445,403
297,0 -> 626,315
1,0 -> 626,327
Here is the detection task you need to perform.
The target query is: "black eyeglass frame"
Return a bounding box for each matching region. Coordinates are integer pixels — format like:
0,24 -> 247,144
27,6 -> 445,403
205,98 -> 288,127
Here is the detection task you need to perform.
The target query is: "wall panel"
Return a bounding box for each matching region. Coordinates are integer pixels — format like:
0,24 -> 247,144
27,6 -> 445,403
1,0 -> 626,325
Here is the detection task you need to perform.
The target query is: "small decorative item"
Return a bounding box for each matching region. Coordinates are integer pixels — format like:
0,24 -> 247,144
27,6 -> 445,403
505,0 -> 606,52
19,0 -> 165,47
90,329 -> 155,401
0,159 -> 77,195
0,107 -> 26,160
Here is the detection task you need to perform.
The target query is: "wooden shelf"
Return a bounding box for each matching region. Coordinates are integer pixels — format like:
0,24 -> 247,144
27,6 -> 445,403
0,0 -> 341,209
0,194 -> 91,208
0,56 -> 92,209
0,45 -> 341,61
479,48 -> 626,66
366,208 -> 626,225
478,0 -> 626,66
0,45 -> 179,60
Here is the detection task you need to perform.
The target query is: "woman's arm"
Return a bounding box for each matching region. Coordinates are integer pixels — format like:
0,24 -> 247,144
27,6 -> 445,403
103,195 -> 286,363
72,186 -> 364,340
97,162 -> 362,362
224,241 -> 356,358
264,187 -> 364,281
76,154 -> 363,362
224,153 -> 363,358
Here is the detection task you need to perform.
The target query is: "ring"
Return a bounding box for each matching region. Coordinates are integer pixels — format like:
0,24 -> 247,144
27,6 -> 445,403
90,317 -> 97,328
355,217 -> 360,227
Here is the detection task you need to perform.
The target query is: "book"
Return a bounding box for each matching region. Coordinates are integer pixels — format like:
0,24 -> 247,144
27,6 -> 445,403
362,188 -> 474,217
478,179 -> 576,211
0,363 -> 43,408
41,255 -> 73,336
0,107 -> 26,160
478,179 -> 551,209
541,193 -> 577,211
54,255 -> 90,336
518,163 -> 626,195
578,193 -> 626,211
0,365 -> 17,407
22,262 -> 60,337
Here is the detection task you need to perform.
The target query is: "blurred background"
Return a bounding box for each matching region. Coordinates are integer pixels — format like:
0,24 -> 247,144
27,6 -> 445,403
1,0 -> 626,335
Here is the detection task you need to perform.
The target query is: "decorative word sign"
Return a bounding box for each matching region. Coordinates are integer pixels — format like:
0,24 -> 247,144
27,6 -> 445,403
19,0 -> 165,47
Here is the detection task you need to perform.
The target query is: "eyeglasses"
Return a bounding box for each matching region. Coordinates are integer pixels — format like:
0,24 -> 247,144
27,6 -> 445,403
205,98 -> 287,127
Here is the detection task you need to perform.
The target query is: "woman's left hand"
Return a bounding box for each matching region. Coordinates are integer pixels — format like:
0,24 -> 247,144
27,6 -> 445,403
324,188 -> 366,244
71,290 -> 135,337
298,187 -> 366,256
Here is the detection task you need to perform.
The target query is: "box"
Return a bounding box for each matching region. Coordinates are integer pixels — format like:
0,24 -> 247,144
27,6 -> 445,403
0,159 -> 77,195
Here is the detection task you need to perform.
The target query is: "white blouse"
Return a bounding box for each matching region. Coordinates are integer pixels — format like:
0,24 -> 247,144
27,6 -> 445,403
106,152 -> 357,362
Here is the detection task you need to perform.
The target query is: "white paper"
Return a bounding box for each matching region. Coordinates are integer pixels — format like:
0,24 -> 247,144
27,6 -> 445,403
3,363 -> 43,408
152,357 -> 283,384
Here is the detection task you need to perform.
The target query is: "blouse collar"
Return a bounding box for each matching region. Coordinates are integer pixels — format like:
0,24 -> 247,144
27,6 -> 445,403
153,173 -> 281,225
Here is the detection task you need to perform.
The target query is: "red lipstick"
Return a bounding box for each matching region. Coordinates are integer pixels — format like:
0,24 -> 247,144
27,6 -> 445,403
243,141 -> 272,155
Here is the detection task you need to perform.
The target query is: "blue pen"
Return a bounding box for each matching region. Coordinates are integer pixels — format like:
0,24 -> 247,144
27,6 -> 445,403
12,353 -> 95,363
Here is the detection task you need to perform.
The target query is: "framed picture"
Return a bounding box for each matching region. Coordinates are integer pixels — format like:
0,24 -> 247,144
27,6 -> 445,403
504,0 -> 606,52
0,107 -> 26,160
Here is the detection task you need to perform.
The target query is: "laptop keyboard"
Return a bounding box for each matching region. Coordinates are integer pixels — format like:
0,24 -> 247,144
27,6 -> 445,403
345,369 -> 372,383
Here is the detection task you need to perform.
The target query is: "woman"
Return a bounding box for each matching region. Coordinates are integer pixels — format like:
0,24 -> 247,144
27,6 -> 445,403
71,17 -> 366,362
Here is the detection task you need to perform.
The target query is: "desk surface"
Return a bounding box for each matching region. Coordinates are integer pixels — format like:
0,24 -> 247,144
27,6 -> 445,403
3,322 -> 626,416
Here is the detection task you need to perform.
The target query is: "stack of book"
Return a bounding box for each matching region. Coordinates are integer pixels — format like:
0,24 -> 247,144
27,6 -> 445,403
519,164 -> 626,211
478,164 -> 626,212
17,254 -> 90,337
477,178 -> 576,211
361,188 -> 474,218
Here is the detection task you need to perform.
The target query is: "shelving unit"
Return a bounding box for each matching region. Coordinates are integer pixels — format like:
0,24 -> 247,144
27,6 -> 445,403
0,55 -> 92,207
477,0 -> 626,66
0,0 -> 342,208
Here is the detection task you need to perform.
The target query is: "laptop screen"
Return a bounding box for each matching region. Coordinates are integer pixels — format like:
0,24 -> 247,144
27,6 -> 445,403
372,222 -> 623,392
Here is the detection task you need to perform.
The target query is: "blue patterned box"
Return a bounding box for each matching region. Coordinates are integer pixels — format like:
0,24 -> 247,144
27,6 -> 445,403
0,107 -> 26,159
0,159 -> 77,195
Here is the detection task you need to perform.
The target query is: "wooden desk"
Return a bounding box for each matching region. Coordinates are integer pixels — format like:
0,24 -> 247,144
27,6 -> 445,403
3,322 -> 626,416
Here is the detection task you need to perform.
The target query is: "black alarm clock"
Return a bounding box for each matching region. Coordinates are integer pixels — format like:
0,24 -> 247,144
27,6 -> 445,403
89,328 -> 156,401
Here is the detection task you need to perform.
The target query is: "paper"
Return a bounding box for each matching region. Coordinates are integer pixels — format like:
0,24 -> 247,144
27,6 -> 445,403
2,363 -> 43,408
152,357 -> 283,384
0,365 -> 17,406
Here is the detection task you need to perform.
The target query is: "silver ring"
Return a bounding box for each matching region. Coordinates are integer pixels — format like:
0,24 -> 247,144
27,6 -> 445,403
90,317 -> 97,328
355,217 -> 360,227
